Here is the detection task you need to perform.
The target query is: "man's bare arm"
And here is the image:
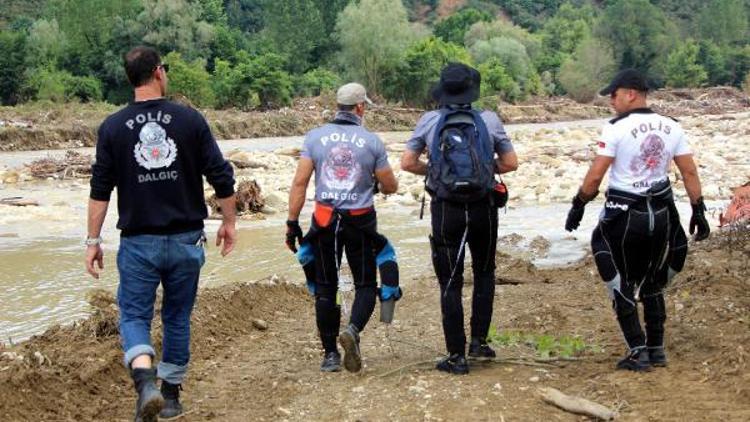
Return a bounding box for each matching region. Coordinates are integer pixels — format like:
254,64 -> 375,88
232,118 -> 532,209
579,156 -> 614,200
288,158 -> 314,221
375,167 -> 398,194
85,199 -> 109,279
87,199 -> 109,238
400,149 -> 427,176
495,151 -> 518,174
673,154 -> 702,204
215,194 -> 237,256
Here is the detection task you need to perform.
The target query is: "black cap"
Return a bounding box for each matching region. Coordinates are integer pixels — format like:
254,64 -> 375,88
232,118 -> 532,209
431,63 -> 481,105
599,68 -> 649,96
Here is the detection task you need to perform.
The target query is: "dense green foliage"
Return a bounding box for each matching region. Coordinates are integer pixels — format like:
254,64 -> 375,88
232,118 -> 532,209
0,0 -> 748,108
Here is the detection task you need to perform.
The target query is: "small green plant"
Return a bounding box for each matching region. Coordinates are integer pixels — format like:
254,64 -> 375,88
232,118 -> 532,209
487,327 -> 597,359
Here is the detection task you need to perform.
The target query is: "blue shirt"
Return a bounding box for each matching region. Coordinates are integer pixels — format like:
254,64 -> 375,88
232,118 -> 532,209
406,109 -> 514,156
301,111 -> 390,209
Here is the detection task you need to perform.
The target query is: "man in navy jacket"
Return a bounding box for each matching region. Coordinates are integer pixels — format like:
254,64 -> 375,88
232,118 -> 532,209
86,46 -> 236,421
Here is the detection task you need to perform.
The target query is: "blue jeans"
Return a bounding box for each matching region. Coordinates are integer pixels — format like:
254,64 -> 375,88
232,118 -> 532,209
117,229 -> 205,384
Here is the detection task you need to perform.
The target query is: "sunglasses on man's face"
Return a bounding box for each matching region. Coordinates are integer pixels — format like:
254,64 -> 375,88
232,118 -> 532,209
154,63 -> 169,73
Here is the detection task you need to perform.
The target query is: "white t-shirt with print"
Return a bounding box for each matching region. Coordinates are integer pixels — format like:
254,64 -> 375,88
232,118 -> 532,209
597,109 -> 692,194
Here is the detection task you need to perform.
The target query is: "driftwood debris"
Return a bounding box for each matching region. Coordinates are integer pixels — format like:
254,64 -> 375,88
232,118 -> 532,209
539,387 -> 616,420
207,179 -> 265,215
0,197 -> 39,207
27,150 -> 92,179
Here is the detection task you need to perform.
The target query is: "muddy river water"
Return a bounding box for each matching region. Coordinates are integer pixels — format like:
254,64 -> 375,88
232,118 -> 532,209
0,120 -> 709,342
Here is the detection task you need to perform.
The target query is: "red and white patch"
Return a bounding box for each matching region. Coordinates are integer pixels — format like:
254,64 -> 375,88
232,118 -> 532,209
597,141 -> 606,149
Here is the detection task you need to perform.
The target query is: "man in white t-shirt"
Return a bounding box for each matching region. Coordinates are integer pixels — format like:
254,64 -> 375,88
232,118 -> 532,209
565,68 -> 710,372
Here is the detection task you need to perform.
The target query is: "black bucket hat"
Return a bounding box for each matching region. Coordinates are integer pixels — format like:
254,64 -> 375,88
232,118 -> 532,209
599,68 -> 649,96
431,63 -> 481,105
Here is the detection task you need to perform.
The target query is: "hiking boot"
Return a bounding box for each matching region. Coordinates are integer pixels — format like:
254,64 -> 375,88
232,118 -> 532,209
320,352 -> 342,372
648,347 -> 668,367
616,348 -> 652,372
131,368 -> 164,422
159,381 -> 183,419
339,324 -> 362,373
436,354 -> 469,375
468,338 -> 496,360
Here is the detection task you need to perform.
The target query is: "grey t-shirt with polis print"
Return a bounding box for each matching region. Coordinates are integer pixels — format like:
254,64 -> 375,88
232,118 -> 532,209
301,111 -> 390,210
405,108 -> 515,156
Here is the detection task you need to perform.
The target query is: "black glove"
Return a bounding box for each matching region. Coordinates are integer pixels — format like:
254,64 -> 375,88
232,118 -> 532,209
285,220 -> 303,253
689,197 -> 710,241
565,194 -> 587,232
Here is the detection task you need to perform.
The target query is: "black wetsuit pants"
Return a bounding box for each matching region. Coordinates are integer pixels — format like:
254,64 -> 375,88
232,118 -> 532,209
306,210 -> 380,354
591,191 -> 687,352
430,199 -> 498,355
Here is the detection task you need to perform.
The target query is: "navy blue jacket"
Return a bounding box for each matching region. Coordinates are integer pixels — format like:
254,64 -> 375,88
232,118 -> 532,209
90,99 -> 234,236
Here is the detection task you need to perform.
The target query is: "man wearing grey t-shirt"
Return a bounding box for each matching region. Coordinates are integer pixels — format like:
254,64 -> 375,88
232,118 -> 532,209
286,83 -> 399,373
401,63 -> 518,375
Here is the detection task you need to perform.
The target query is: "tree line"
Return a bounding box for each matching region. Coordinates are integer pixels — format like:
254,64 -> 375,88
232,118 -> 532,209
0,0 -> 748,109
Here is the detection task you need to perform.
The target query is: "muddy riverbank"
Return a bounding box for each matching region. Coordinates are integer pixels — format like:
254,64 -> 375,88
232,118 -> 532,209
1,87 -> 747,152
0,232 -> 747,421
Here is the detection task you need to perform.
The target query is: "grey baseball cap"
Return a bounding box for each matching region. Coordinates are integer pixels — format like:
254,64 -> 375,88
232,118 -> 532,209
337,82 -> 373,105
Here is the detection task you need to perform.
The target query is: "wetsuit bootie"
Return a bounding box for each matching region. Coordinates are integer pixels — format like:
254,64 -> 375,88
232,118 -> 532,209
647,346 -> 668,367
159,381 -> 183,419
436,353 -> 469,375
320,351 -> 342,372
131,368 -> 164,422
339,324 -> 362,373
616,348 -> 652,372
468,337 -> 496,360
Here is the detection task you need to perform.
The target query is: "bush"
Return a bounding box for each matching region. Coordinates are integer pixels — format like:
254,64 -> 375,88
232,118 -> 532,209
211,52 -> 293,110
23,67 -> 103,103
335,0 -> 425,95
559,37 -> 616,102
469,37 -> 539,100
66,75 -> 103,102
665,40 -> 708,88
163,52 -> 215,108
382,37 -> 472,106
433,7 -> 492,45
294,68 -> 341,97
478,58 -> 521,103
743,72 -> 750,95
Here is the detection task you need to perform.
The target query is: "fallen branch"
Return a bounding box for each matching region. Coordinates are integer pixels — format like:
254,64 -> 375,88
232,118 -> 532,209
539,387 -> 616,420
0,197 -> 39,206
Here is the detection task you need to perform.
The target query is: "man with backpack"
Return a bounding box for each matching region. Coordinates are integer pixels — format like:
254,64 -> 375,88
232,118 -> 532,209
400,63 -> 518,374
286,83 -> 400,373
565,68 -> 710,371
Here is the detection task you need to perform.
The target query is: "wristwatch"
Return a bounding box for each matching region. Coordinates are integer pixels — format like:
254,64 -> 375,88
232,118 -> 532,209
84,237 -> 103,246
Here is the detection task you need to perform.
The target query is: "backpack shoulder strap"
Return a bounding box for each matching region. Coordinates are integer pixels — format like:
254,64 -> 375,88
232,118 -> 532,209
430,109 -> 452,158
469,109 -> 492,155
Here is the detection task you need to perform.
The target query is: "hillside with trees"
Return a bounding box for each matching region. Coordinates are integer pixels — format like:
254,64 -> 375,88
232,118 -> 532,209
0,0 -> 748,108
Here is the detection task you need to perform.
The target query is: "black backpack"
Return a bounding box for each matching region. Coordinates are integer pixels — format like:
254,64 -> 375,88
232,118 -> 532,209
427,107 -> 495,203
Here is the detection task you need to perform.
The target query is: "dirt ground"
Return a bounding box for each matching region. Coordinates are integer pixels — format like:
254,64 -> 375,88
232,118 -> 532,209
1,87 -> 747,152
0,231 -> 747,421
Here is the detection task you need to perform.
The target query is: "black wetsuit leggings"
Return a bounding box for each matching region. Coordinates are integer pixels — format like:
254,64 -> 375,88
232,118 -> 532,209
591,201 -> 686,351
430,199 -> 498,355
309,211 -> 379,353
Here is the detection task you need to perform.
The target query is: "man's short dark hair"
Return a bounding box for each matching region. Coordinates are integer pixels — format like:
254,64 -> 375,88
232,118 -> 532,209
337,103 -> 356,112
124,46 -> 161,87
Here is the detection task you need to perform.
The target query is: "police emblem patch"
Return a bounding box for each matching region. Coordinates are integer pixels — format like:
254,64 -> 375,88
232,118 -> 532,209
134,122 -> 177,170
